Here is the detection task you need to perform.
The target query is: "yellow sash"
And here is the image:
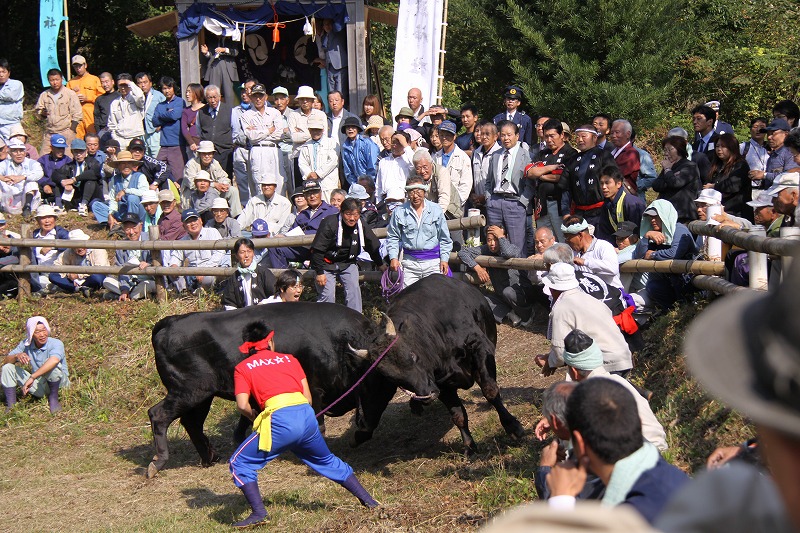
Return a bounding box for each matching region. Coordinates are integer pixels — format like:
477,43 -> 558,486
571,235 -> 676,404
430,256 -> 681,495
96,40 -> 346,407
609,190 -> 627,231
252,392 -> 309,452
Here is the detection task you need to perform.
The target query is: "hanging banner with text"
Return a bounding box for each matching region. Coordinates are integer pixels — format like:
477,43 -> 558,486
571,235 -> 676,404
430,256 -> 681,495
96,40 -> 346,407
390,0 -> 444,123
40,0 -> 67,86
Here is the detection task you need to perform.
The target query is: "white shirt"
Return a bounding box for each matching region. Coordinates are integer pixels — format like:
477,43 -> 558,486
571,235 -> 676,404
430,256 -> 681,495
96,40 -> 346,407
740,139 -> 769,172
434,145 -> 473,205
575,237 -> 623,289
242,107 -> 283,145
376,146 -> 414,202
330,111 -> 344,146
287,109 -> 328,157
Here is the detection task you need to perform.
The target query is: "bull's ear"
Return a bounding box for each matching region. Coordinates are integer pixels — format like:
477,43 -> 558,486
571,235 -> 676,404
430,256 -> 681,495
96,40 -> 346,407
347,343 -> 369,359
380,313 -> 397,338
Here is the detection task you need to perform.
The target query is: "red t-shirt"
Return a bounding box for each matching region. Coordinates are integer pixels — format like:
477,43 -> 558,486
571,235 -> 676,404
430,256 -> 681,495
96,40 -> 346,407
234,350 -> 307,409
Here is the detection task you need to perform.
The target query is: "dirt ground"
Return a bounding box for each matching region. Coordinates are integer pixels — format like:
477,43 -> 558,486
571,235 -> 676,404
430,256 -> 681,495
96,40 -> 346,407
0,313 -> 557,532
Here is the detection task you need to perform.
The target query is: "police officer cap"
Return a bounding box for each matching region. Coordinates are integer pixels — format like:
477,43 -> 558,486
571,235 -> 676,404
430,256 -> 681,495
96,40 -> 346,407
504,85 -> 524,100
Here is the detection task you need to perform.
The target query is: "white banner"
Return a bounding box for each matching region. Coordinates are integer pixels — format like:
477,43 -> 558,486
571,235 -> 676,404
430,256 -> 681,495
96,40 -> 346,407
390,0 -> 444,124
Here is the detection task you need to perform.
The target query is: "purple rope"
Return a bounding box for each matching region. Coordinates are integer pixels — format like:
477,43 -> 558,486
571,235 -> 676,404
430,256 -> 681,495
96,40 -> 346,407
381,267 -> 404,303
315,335 -> 400,419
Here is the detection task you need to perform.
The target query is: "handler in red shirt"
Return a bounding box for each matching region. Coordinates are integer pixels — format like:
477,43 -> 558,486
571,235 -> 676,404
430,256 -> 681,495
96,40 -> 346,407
228,322 -> 378,528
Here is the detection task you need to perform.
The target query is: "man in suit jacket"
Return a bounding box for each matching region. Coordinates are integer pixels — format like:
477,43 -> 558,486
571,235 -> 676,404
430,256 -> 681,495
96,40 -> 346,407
318,19 -> 348,93
201,36 -> 240,104
492,86 -> 534,148
326,91 -> 359,146
484,120 -> 533,256
198,85 -> 234,176
609,119 -> 641,195
691,104 -> 719,156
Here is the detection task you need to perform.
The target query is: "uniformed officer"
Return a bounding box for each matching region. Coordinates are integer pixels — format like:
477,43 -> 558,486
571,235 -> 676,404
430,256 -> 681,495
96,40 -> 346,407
493,85 -> 534,148
228,322 -> 378,528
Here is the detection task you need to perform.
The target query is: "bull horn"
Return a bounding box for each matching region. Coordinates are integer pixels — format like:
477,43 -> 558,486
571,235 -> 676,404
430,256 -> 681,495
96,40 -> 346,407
382,313 -> 397,338
347,343 -> 369,358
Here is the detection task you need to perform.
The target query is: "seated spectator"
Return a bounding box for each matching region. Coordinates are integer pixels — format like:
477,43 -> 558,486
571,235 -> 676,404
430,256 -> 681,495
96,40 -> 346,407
263,269 -> 305,303
37,134 -> 72,210
340,116 -> 378,187
1,316 -> 70,413
612,221 -> 648,294
31,205 -> 70,294
49,229 -> 108,296
221,238 -> 277,310
169,209 -> 230,293
458,224 -> 533,326
139,190 -> 161,232
329,188 -> 347,209
91,150 -> 148,231
156,189 -> 186,240
346,183 -> 380,228
310,198 -> 384,312
237,175 -> 292,236
206,198 -> 241,239
633,200 -> 699,311
51,138 -> 103,216
546,378 -> 688,524
375,186 -> 406,228
183,140 -> 241,217
265,180 -> 338,268
562,215 -> 623,289
386,176 -> 453,288
534,263 -> 632,377
7,124 -> 40,161
412,149 -> 462,220
749,118 -> 797,193
0,139 -> 43,217
0,215 -> 20,298
653,135 -> 701,223
188,170 -> 220,222
298,114 -> 340,202
290,186 -> 308,215
596,165 -> 645,244
375,131 -> 414,203
102,212 -> 155,301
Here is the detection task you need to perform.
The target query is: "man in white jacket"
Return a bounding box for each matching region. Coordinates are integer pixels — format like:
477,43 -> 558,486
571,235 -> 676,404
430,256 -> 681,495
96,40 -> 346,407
297,114 -> 339,202
107,74 -> 145,148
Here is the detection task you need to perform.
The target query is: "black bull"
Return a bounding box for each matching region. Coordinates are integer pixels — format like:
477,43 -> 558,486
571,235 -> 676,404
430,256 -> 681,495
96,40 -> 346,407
147,276 -> 524,478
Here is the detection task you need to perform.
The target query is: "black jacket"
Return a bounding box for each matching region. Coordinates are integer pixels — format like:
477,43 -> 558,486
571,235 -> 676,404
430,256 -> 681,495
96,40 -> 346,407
51,158 -> 104,201
652,158 -> 701,222
311,213 -> 382,273
221,261 -> 276,309
138,154 -> 172,187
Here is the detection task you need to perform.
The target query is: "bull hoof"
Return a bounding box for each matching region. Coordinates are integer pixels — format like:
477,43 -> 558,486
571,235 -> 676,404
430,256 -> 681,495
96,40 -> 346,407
350,430 -> 373,448
201,451 -> 220,467
146,462 -> 160,479
464,443 -> 479,458
506,421 -> 525,440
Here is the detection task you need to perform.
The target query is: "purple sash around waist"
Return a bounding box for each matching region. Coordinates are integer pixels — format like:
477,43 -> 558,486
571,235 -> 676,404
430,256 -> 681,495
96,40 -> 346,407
403,246 -> 441,261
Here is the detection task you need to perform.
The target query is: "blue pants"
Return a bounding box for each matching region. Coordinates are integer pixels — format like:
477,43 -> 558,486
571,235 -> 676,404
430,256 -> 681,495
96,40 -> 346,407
265,246 -> 311,269
487,195 -> 527,255
229,404 -> 353,487
48,273 -> 104,293
316,263 -> 363,313
91,194 -> 145,224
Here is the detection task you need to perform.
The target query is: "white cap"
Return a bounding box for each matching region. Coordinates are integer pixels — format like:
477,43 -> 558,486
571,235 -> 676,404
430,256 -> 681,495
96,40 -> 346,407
747,191 -> 775,209
766,172 -> 800,196
385,186 -> 406,201
542,263 -> 579,292
210,198 -> 230,210
141,190 -> 159,204
7,139 -> 26,150
193,170 -> 212,183
296,85 -> 315,99
196,140 -> 216,153
308,114 -> 326,130
35,205 -> 58,218
71,54 -> 87,65
68,229 -> 90,240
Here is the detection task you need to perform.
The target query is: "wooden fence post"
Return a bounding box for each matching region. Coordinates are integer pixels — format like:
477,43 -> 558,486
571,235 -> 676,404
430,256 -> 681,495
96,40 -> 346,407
148,226 -> 167,303
16,223 -> 32,301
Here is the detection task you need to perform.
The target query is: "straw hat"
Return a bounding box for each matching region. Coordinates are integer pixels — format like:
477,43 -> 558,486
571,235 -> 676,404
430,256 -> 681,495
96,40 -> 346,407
365,115 -> 384,133
108,150 -> 141,167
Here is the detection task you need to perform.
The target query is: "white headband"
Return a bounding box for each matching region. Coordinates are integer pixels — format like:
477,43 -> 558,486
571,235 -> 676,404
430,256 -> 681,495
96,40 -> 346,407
405,183 -> 430,192
561,219 -> 590,234
574,128 -> 599,136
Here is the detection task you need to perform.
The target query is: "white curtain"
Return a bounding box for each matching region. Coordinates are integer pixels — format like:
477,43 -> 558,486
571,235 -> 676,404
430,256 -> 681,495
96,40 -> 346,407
390,0 -> 444,123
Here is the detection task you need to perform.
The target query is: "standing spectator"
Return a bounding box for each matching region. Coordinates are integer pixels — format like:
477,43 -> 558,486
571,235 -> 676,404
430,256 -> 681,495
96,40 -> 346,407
702,100 -> 735,135
197,85 -> 234,176
288,86 -> 328,187
707,133 -> 752,219
37,134 -> 72,208
231,79 -> 255,207
360,94 -> 384,125
375,131 -> 414,203
562,215 -> 623,289
241,83 -> 283,196
470,121 -> 501,216
0,139 -> 43,216
652,136 -> 702,223
485,120 -> 532,255
272,86 -> 297,196
531,115 -> 550,160
206,197 -> 241,239
326,91 -> 358,146
1,316 -> 69,413
364,116 -> 384,150
91,150 -> 148,230
340,116 -> 378,187
633,135 -> 658,201
31,205 -> 70,293
221,238 -> 276,310
237,175 -> 293,236
7,124 -> 39,161
749,118 -> 798,192
315,18 -> 348,93
592,113 -> 613,151
152,76 -> 186,185
0,59 -> 24,141
34,69 -> 82,156
298,114 -> 340,201
169,209 -> 229,293
311,198 -> 384,312
456,103 -> 479,157
492,86 -> 533,147
181,83 -> 205,161
200,38 -> 239,103
107,74 -> 145,148
434,121 -> 473,210
772,99 -> 800,128
386,176 -> 452,287
596,165 -> 646,244
691,104 -> 719,157
102,212 -> 155,301
406,88 -> 425,123
49,229 -> 108,296
740,117 -> 769,189
376,125 -> 394,164
51,138 -> 103,216
608,119 -> 640,194
135,72 -> 165,158
93,72 -> 118,142
183,140 -> 240,216
66,55 -> 103,138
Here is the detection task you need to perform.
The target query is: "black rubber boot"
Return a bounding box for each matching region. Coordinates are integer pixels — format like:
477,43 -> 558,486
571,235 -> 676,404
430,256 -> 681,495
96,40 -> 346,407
47,379 -> 61,413
341,474 -> 379,508
3,386 -> 16,412
232,481 -> 268,528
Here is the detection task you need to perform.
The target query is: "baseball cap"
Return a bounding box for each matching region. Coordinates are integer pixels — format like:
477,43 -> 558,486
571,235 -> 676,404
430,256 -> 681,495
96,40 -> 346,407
127,138 -> 146,151
50,134 -> 67,149
250,83 -> 267,95
303,180 -> 322,193
103,139 -> 120,151
256,174 -> 278,185
181,209 -> 201,222
765,172 -> 800,196
71,54 -> 87,65
251,219 -> 270,237
158,189 -> 175,203
291,187 -> 305,199
70,139 -> 87,151
308,114 -> 327,130
7,139 -> 26,150
272,86 -> 289,96
643,206 -> 659,217
120,212 -> 141,225
385,186 -> 406,201
761,118 -> 791,133
541,263 -> 579,292
747,191 -> 776,209
141,190 -> 159,204
612,220 -> 638,239
68,229 -> 90,240
193,170 -> 212,183
437,120 -> 457,135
